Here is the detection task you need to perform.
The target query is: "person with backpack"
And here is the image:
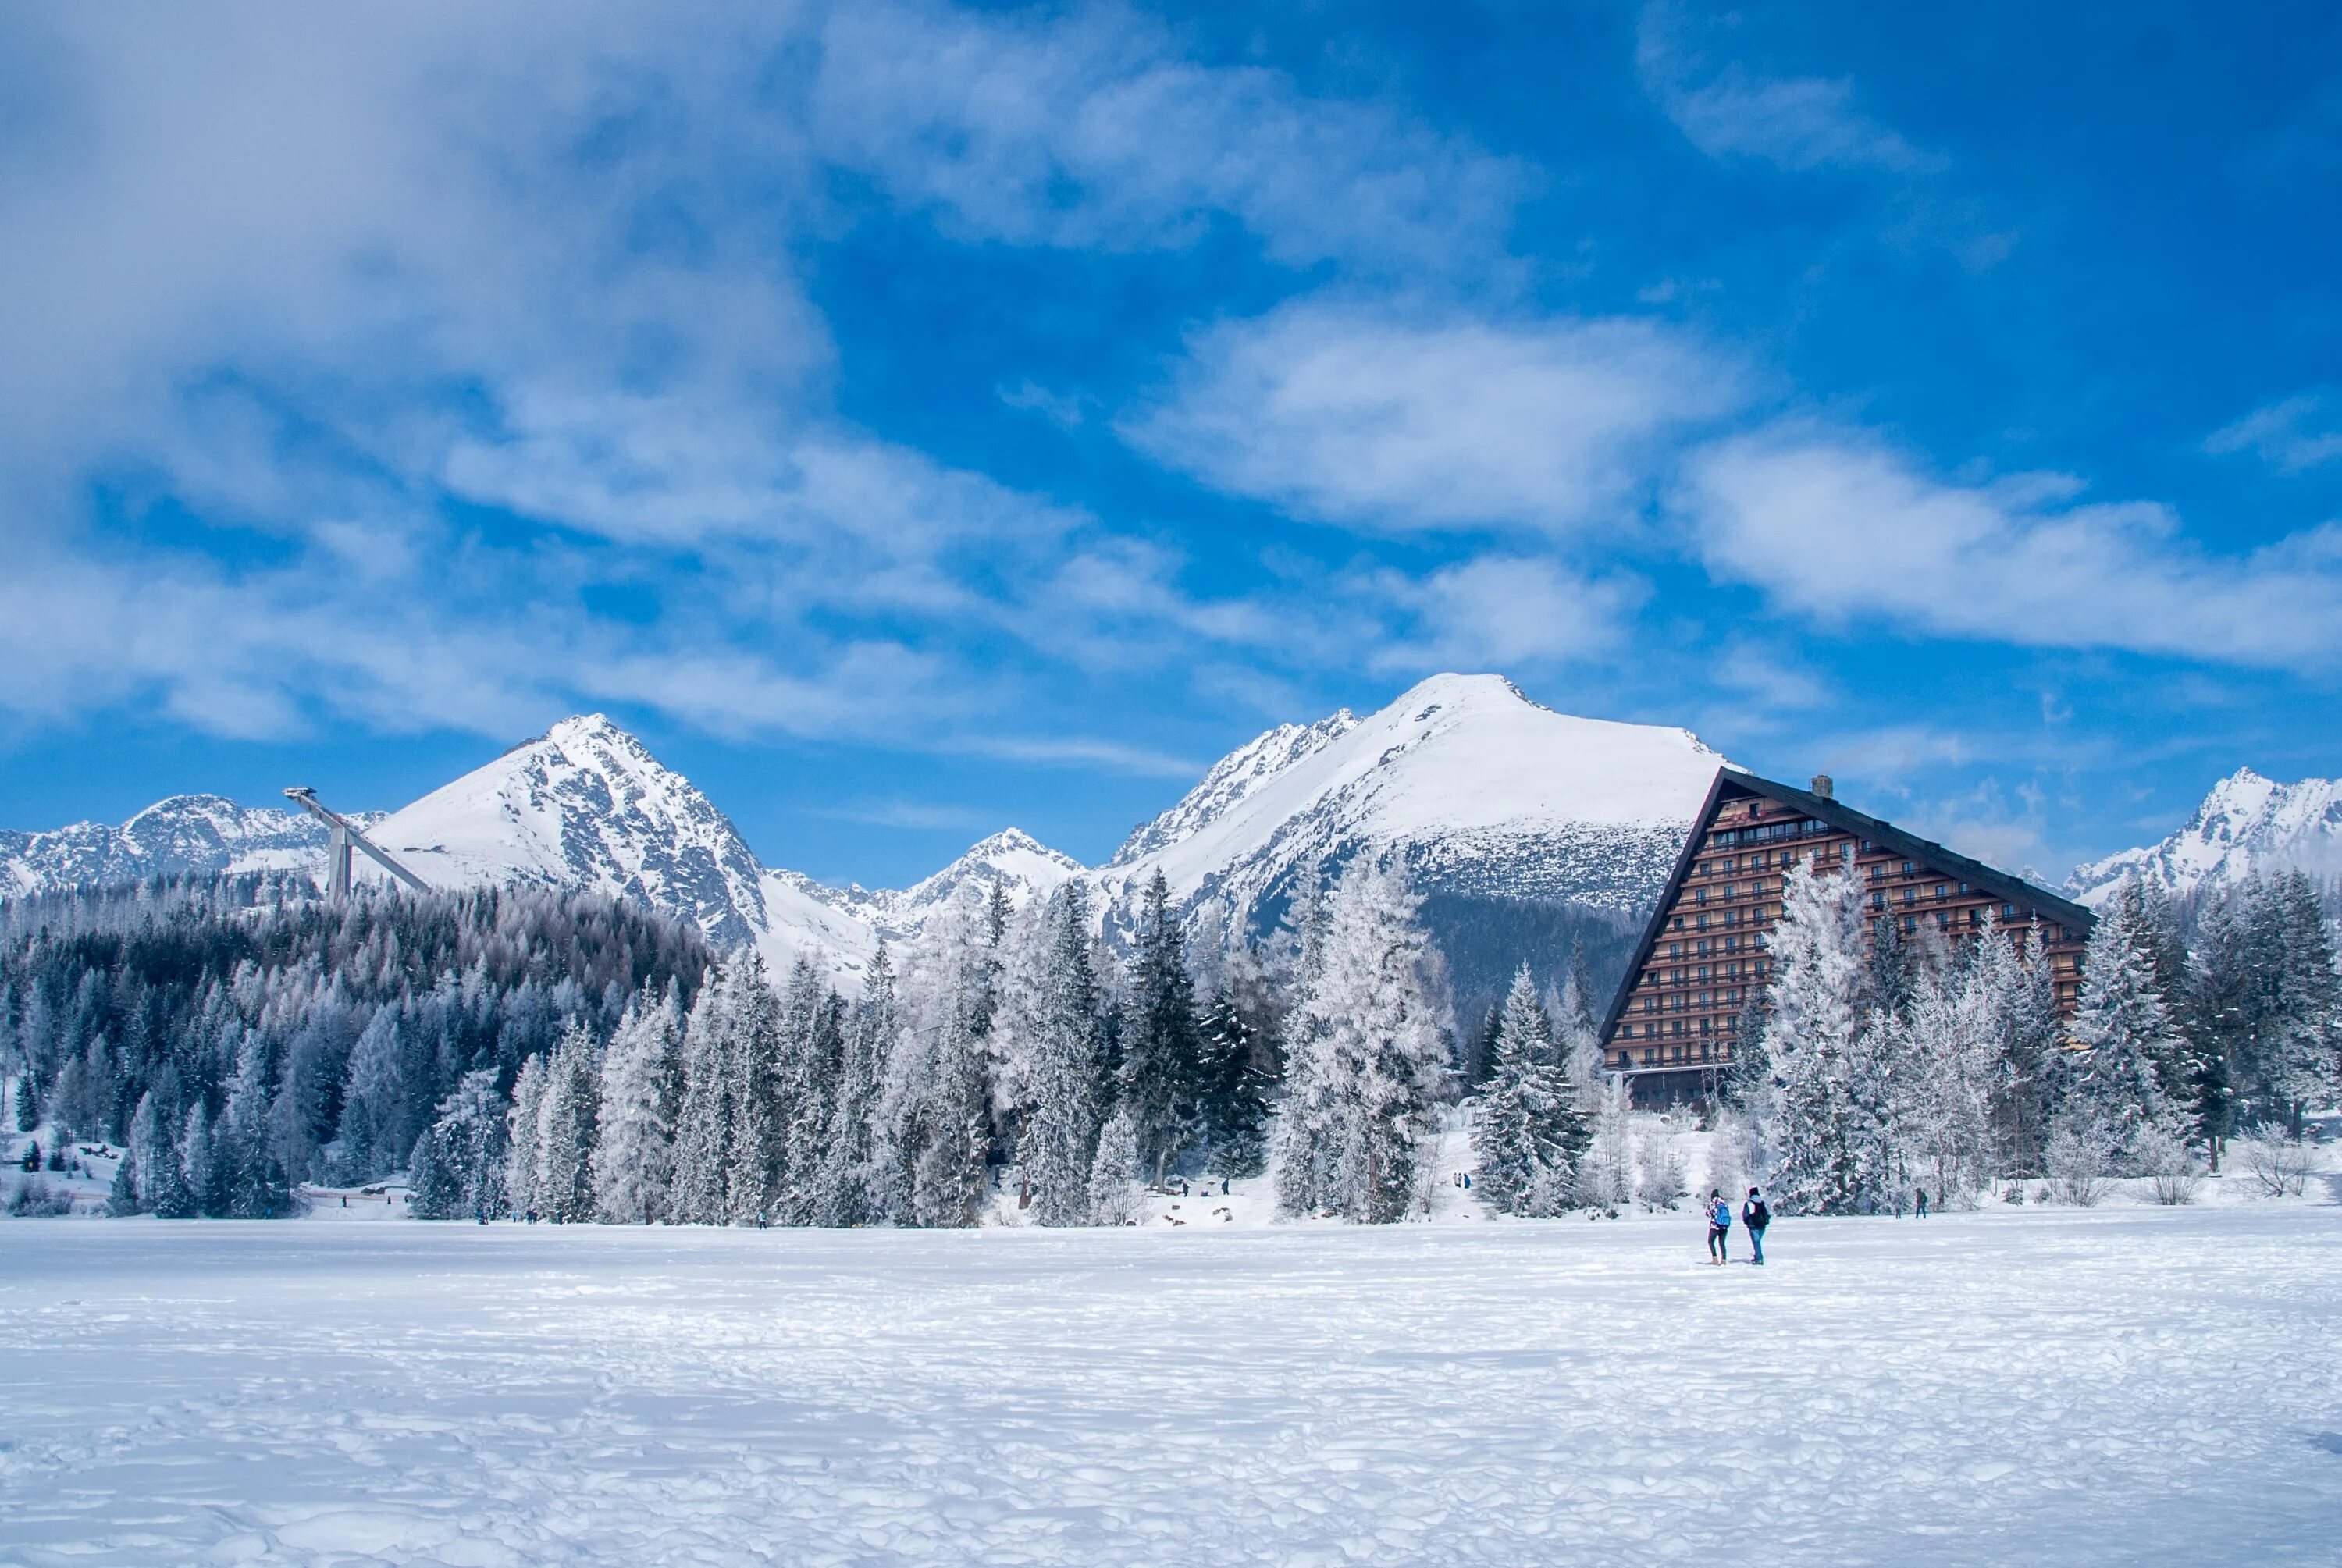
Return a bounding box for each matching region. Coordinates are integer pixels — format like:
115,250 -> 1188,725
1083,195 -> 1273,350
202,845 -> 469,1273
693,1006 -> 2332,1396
1742,1187 -> 1771,1265
1705,1189 -> 1731,1264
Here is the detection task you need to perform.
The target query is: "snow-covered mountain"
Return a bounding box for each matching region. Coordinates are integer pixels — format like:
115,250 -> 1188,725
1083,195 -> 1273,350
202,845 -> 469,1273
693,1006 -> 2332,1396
0,795 -> 372,898
0,674 -> 1728,1008
1093,673 -> 1724,934
2069,768 -> 2342,907
353,716 -> 1078,987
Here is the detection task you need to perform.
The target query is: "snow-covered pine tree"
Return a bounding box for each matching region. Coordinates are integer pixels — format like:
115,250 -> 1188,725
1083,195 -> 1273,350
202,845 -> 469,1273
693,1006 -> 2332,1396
2052,880 -> 2189,1174
1118,871 -> 1205,1182
1275,859 -> 1453,1223
1865,911 -> 1917,1021
169,1100 -> 211,1218
536,1019 -> 601,1224
2262,870 -> 2342,1135
719,957 -> 785,1226
1582,1072 -> 1634,1212
1020,884 -> 1107,1226
105,1147 -> 141,1216
593,984 -> 682,1223
668,962 -> 738,1225
2185,887 -> 2255,1164
504,1052 -> 550,1219
1756,855 -> 1869,1214
1087,1106 -> 1141,1225
1555,942 -> 1603,1090
1892,955 -> 1998,1208
881,886 -> 996,1228
771,955 -> 844,1224
815,943 -> 895,1227
1472,965 -> 1589,1216
408,1067 -> 507,1219
1195,983 -> 1272,1179
333,1005 -> 408,1183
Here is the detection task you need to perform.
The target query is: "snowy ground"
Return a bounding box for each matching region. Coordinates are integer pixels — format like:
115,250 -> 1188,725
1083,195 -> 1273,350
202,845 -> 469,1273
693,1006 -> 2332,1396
5,1200 -> 2340,1566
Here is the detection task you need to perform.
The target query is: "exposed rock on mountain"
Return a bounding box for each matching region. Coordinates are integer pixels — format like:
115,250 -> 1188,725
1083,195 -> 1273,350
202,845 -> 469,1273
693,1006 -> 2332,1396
2070,768 -> 2342,908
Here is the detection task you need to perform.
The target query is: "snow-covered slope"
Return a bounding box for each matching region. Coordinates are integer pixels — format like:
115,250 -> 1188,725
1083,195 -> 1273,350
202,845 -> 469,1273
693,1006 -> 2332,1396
360,713 -> 813,959
2069,768 -> 2342,906
0,795 -> 361,898
1091,673 -> 1725,936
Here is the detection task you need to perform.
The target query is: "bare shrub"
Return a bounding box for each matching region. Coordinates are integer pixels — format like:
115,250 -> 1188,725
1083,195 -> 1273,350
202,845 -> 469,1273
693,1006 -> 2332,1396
2135,1126 -> 2203,1206
2236,1131 -> 2312,1199
1633,1119 -> 1689,1212
5,1176 -> 74,1217
2044,1122 -> 2111,1207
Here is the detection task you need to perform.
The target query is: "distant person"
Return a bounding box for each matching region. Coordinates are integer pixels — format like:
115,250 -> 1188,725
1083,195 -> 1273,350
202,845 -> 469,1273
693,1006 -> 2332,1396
1742,1187 -> 1771,1265
1706,1189 -> 1731,1264
1916,1188 -> 1930,1219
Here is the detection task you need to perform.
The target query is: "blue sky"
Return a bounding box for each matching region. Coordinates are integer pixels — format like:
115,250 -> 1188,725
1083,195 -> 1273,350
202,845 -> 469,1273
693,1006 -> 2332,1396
2,2 -> 2340,887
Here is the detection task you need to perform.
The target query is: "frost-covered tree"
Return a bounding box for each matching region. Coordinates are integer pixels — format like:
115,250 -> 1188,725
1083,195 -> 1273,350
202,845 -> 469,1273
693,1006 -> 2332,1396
333,1006 -> 409,1182
1013,884 -> 1108,1226
504,1052 -> 550,1219
2260,871 -> 2341,1134
2052,882 -> 2189,1174
1893,955 -> 1999,1207
536,1019 -> 601,1224
1755,856 -> 1870,1214
593,985 -> 682,1223
1581,1073 -> 1634,1211
408,1068 -> 508,1220
720,956 -> 787,1226
1118,872 -> 1205,1182
1276,859 -> 1452,1224
1087,1106 -> 1141,1226
1196,981 -> 1272,1179
884,887 -> 997,1228
1472,965 -> 1589,1216
815,944 -> 895,1227
1555,940 -> 1603,1089
668,963 -> 739,1225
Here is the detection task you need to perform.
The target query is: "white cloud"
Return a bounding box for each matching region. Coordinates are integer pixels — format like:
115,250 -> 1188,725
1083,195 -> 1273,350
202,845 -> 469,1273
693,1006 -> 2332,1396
809,1 -> 1524,273
0,3 -> 1522,759
1372,556 -> 1644,671
1124,298 -> 1739,534
1635,4 -> 1933,174
1680,427 -> 2342,668
2206,393 -> 2342,473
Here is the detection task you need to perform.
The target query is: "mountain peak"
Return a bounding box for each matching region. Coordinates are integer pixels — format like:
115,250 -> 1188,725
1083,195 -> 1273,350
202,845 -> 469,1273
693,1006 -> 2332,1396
2070,768 -> 2342,905
1095,674 -> 1725,935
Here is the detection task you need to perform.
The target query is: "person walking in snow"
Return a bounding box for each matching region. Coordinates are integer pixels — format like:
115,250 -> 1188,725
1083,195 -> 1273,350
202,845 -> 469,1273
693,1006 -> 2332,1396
1915,1188 -> 1930,1219
1742,1187 -> 1770,1265
1705,1189 -> 1731,1264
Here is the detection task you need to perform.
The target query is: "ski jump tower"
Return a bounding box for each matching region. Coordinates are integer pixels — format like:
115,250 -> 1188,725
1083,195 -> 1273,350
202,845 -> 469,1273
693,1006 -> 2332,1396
282,788 -> 429,901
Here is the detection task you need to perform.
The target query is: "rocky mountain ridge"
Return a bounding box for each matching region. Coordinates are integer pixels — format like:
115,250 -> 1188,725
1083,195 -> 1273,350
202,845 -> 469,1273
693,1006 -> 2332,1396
2069,767 -> 2342,908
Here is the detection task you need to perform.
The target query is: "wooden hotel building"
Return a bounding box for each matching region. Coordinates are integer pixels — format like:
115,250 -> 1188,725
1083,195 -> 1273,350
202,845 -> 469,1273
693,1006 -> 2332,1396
1599,768 -> 2095,1101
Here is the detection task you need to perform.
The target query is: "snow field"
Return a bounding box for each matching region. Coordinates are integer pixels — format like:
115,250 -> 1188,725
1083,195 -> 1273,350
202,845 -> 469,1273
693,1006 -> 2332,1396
4,1202 -> 2340,1566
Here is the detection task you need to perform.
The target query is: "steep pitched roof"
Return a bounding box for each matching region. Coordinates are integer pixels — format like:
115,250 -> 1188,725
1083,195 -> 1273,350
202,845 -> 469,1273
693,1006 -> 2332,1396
1597,767 -> 2096,1044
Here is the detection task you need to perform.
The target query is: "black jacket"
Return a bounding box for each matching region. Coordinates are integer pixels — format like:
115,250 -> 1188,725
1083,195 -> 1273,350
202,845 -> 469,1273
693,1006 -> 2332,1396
1742,1199 -> 1770,1229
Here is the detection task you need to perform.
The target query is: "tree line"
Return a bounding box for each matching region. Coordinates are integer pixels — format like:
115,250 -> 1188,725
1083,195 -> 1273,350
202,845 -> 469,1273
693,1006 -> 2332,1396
1730,860 -> 2340,1214
9,852 -> 2333,1228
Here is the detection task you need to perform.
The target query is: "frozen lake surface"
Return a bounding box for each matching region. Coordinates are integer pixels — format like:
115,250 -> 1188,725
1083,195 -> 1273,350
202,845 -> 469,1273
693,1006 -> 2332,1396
4,1204 -> 2340,1565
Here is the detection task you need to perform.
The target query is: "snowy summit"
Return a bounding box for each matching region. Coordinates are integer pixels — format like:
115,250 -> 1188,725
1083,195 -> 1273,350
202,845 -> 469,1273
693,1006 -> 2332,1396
2069,767 -> 2342,906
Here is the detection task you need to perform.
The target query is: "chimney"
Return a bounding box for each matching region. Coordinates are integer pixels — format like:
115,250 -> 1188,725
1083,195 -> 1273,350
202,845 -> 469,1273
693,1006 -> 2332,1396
1810,773 -> 1834,800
